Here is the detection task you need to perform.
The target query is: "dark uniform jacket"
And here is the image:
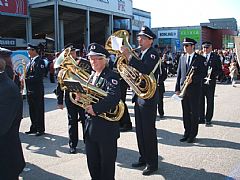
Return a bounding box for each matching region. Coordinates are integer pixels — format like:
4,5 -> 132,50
204,52 -> 223,85
129,46 -> 159,105
85,67 -> 121,142
175,53 -> 207,94
25,56 -> 45,93
0,72 -> 25,179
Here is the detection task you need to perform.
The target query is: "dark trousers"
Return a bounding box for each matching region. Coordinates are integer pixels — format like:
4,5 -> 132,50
27,90 -> 45,132
199,82 -> 216,122
134,103 -> 158,168
157,86 -> 164,116
65,99 -> 85,148
119,80 -> 131,127
181,92 -> 200,139
85,135 -> 117,180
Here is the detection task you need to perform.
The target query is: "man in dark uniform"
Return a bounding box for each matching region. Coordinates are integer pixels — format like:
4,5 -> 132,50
0,58 -> 26,179
25,43 -> 46,136
119,78 -> 132,132
121,26 -> 159,176
175,38 -> 207,143
79,43 -> 121,180
199,41 -> 223,126
157,60 -> 167,119
56,44 -> 86,154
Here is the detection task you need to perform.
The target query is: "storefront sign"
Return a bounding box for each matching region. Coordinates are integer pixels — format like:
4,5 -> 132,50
158,30 -> 178,39
180,29 -> 200,43
132,15 -> 150,31
62,0 -> 132,16
0,38 -> 16,47
0,0 -> 27,16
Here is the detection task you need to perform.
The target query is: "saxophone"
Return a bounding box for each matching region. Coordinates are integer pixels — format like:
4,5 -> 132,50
54,48 -> 124,122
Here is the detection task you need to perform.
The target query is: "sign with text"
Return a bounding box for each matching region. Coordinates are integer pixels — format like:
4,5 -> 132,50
0,38 -> 16,47
180,29 -> 200,43
132,15 -> 150,31
62,0 -> 132,16
158,30 -> 178,39
0,0 -> 27,16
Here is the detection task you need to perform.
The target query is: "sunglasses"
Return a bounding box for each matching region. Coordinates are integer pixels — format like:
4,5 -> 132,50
203,46 -> 210,49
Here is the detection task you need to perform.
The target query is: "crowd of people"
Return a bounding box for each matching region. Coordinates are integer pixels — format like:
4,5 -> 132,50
0,25 -> 239,179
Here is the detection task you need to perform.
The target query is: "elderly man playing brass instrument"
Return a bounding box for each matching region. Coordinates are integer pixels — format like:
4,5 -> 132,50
175,38 -> 207,143
121,26 -> 159,176
76,43 -> 121,180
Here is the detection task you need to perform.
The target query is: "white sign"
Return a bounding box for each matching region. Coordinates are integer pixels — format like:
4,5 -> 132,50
62,0 -> 132,16
158,30 -> 178,39
132,15 -> 150,31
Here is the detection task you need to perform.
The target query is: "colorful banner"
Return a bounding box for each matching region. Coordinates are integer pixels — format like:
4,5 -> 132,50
180,29 -> 200,43
0,0 -> 27,16
234,36 -> 240,66
11,50 -> 30,74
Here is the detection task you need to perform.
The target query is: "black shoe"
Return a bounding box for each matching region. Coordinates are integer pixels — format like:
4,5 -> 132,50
142,165 -> 158,176
25,130 -> 37,134
35,132 -> 45,136
205,122 -> 212,127
132,161 -> 146,168
199,120 -> 205,124
69,147 -> 76,154
120,124 -> 132,132
180,137 -> 188,142
187,138 -> 196,143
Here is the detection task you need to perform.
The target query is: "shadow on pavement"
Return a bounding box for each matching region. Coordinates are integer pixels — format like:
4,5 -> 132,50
116,146 -> 226,179
20,162 -> 70,180
157,129 -> 240,150
19,132 -> 85,157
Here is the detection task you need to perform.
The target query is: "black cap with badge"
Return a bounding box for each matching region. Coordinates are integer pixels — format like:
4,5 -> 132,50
182,38 -> 197,45
27,43 -> 39,50
202,41 -> 212,48
87,43 -> 110,58
137,26 -> 156,39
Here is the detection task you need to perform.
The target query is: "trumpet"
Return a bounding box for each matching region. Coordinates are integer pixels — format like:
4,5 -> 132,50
204,67 -> 212,85
172,66 -> 195,101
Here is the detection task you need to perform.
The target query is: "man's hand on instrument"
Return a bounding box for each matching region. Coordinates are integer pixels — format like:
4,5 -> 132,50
85,105 -> 96,116
175,91 -> 180,95
120,46 -> 131,60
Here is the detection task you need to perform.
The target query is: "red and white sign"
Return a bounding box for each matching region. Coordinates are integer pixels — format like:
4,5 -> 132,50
0,0 -> 27,16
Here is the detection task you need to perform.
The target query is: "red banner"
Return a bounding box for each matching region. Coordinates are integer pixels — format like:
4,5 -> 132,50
0,0 -> 27,16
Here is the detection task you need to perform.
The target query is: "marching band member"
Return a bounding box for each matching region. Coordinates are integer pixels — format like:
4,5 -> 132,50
175,38 -> 207,143
56,44 -> 86,154
121,26 -> 159,176
80,43 -> 121,180
0,58 -> 25,179
199,41 -> 223,126
25,43 -> 46,136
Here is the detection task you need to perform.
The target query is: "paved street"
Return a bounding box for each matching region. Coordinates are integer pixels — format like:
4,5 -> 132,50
19,77 -> 240,180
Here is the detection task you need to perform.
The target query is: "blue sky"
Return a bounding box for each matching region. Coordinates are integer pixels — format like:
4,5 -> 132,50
132,0 -> 240,28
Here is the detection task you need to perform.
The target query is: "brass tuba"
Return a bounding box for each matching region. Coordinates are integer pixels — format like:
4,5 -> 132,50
55,47 -> 125,122
105,30 -> 157,99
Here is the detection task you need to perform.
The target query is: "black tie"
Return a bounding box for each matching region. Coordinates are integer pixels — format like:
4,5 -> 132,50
139,52 -> 142,59
206,54 -> 208,62
187,56 -> 191,70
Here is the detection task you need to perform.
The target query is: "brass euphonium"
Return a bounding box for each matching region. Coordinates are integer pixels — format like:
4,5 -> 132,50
105,30 -> 157,99
54,47 -> 124,122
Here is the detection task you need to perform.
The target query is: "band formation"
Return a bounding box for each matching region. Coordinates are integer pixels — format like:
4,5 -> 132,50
0,25 -> 239,179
